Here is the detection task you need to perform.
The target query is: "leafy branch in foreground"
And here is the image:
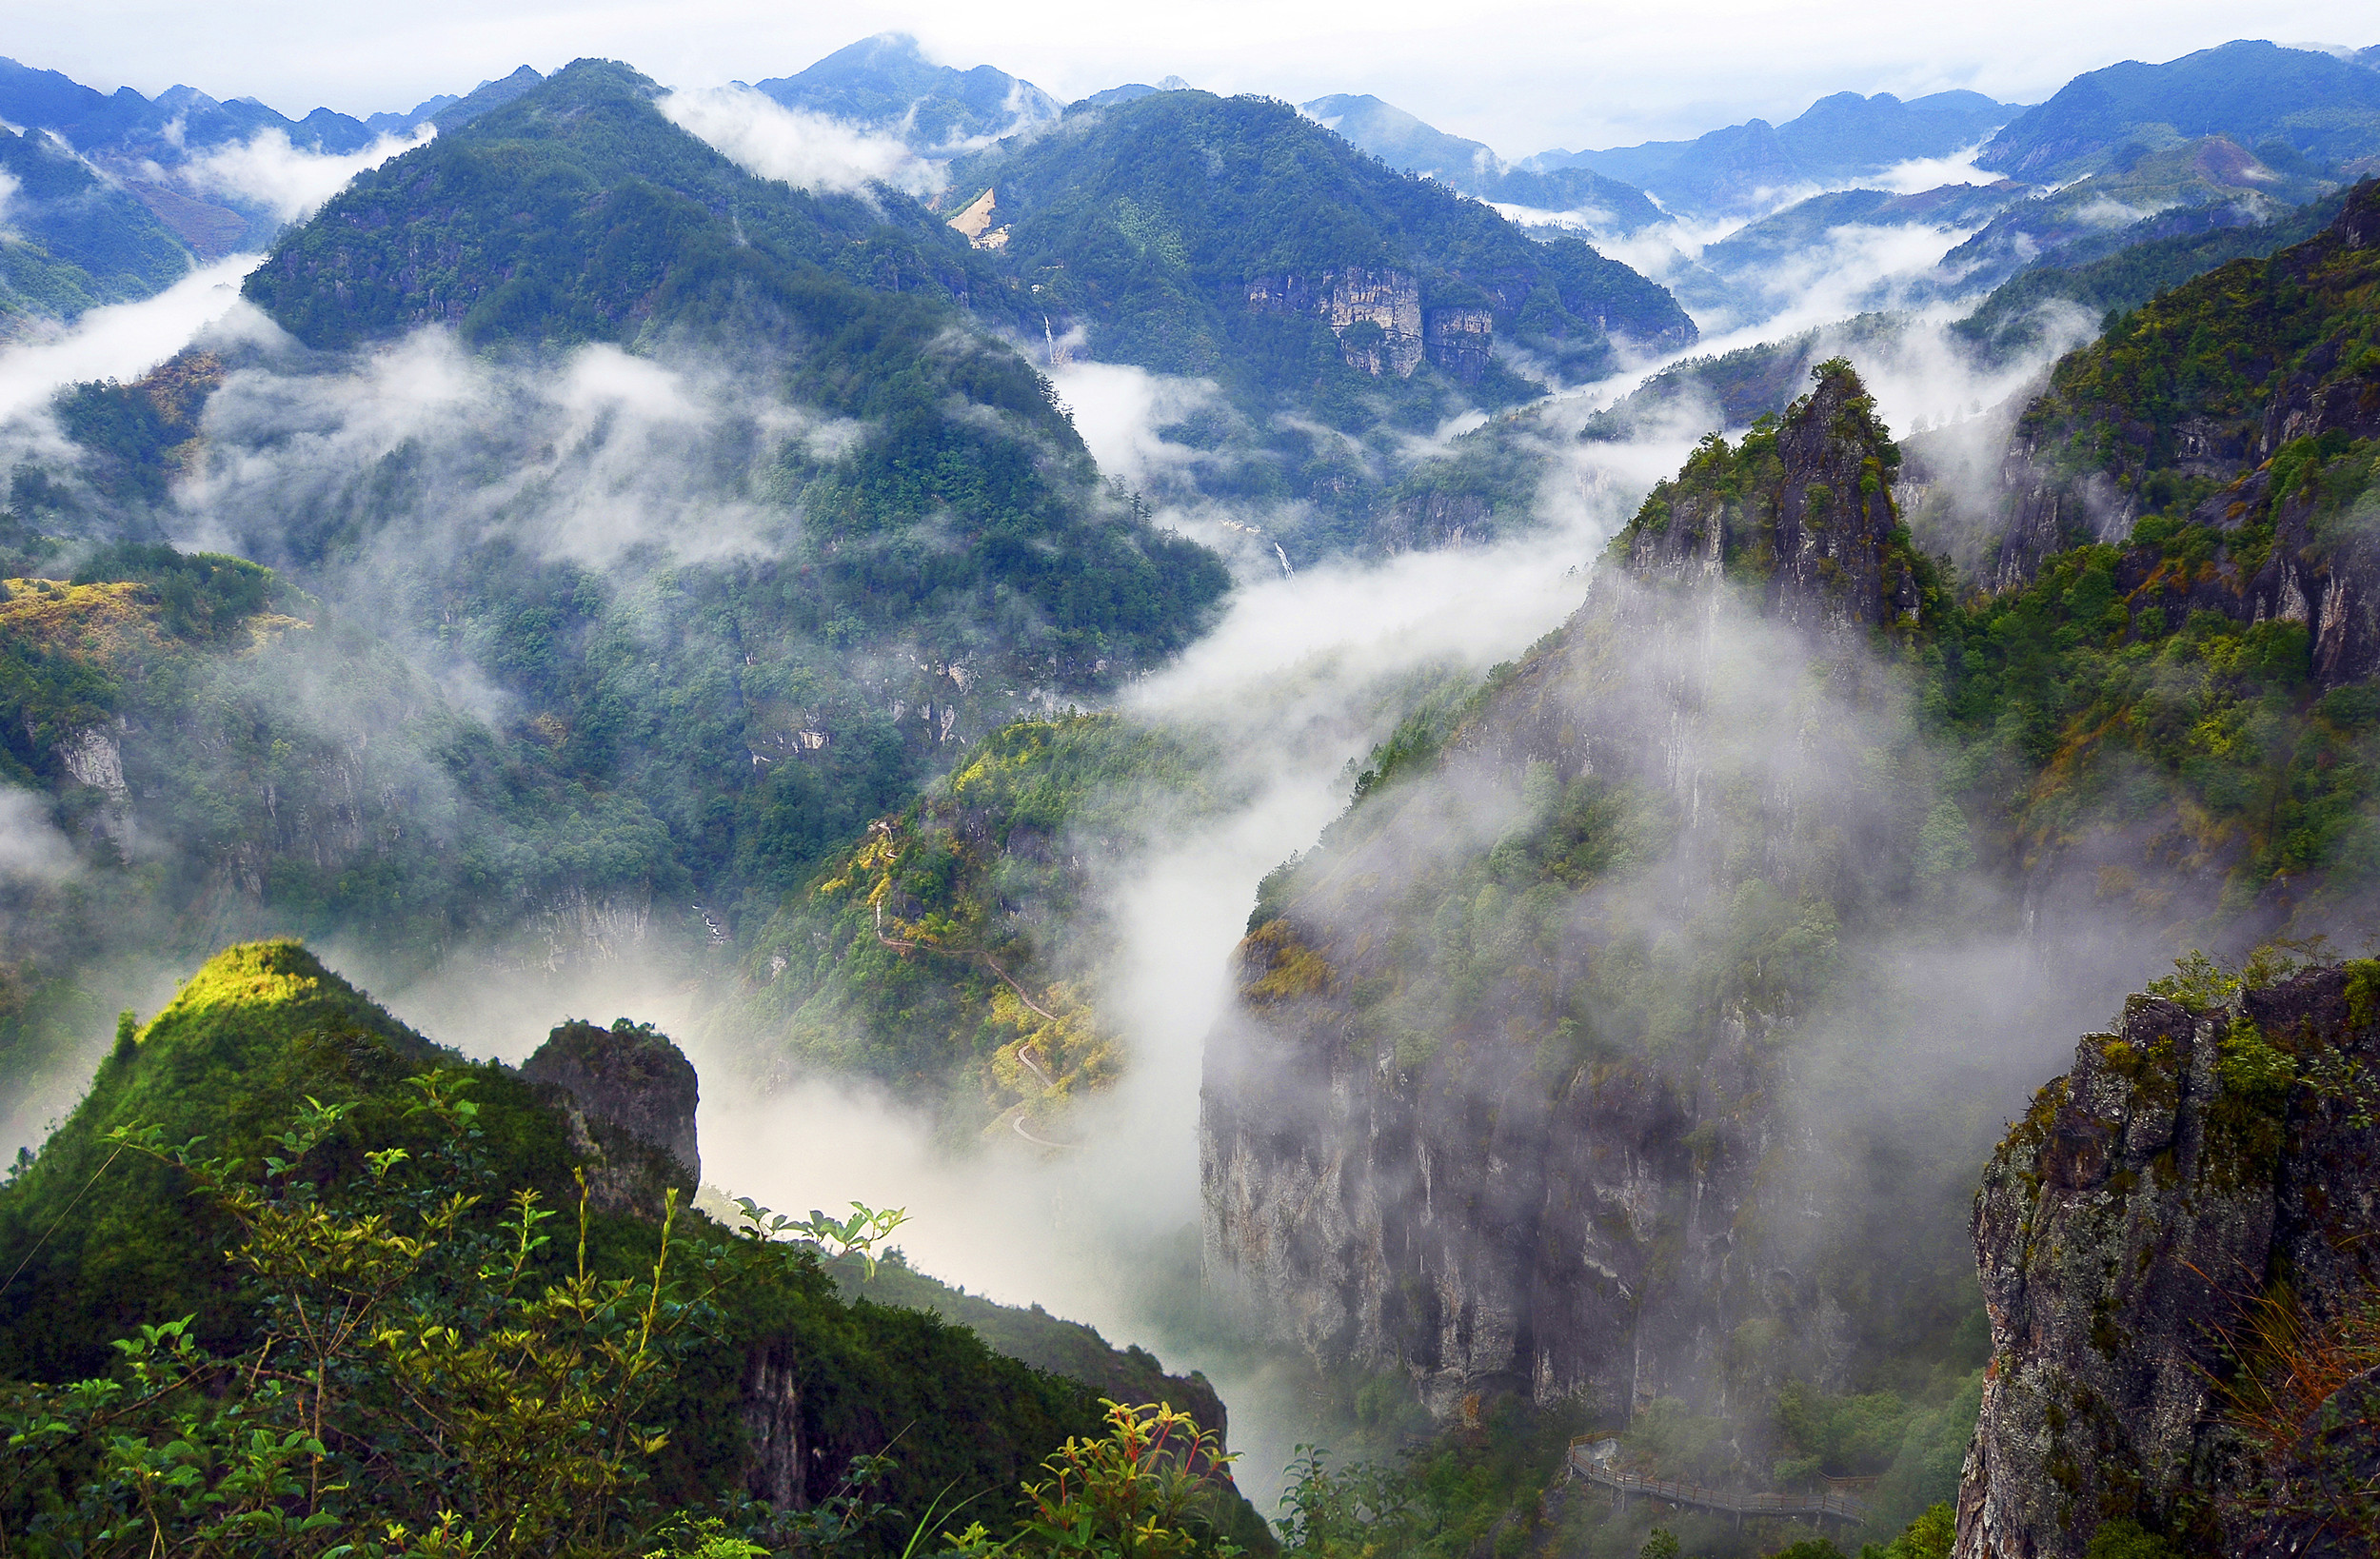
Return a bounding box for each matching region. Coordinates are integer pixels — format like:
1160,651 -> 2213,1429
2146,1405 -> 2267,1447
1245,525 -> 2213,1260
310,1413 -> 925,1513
738,1198 -> 911,1280
943,1399 -> 1245,1559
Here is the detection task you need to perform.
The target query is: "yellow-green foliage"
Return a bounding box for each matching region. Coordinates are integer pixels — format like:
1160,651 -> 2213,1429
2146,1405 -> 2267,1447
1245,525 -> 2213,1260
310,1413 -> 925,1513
1245,919 -> 1334,1003
737,714 -> 1228,1129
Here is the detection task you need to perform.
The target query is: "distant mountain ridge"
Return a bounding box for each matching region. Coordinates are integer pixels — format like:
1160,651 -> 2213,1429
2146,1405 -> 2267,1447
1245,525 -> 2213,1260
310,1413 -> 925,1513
0,55 -> 549,264
1299,93 -> 1667,233
1535,89 -> 2019,215
1977,38 -> 2380,183
0,121 -> 194,326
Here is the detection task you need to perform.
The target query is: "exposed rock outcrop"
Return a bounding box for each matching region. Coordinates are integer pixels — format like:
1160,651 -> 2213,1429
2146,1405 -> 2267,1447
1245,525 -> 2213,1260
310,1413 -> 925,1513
1954,965 -> 2380,1558
522,1016 -> 701,1218
1246,266 -> 1517,380
1423,306 -> 1496,383
1623,360 -> 1919,634
1375,489 -> 1494,552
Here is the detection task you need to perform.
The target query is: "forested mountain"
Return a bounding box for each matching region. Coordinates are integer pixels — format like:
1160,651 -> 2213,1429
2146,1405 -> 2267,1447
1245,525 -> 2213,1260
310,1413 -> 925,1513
943,88 -> 1690,554
244,58 -> 992,347
0,58 -> 1229,1097
754,33 -> 1060,149
952,89 -> 1692,385
1977,38 -> 2380,183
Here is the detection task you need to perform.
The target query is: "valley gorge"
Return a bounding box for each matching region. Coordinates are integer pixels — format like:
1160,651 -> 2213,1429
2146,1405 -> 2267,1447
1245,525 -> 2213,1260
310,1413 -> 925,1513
6,23 -> 2380,1559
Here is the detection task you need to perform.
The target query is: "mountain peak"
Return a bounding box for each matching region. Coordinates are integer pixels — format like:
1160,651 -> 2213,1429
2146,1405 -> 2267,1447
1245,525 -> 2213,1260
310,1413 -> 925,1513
755,31 -> 1058,149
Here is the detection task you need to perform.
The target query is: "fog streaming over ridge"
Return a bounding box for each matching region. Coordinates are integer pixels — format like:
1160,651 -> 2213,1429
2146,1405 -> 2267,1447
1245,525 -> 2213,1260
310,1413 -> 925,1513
0,256 -> 259,420
152,317 -> 874,583
660,85 -> 944,197
176,123 -> 437,223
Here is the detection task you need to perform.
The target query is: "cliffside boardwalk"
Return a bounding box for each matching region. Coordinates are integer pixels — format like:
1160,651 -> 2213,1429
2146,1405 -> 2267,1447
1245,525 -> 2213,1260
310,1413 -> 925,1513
1567,1440 -> 1871,1529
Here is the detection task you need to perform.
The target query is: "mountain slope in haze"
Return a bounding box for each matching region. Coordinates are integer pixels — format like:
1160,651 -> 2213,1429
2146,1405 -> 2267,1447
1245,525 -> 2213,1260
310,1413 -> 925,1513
1664,178 -> 2027,322
1978,38 -> 2380,183
1539,89 -> 2018,216
1943,132 -> 2341,291
0,57 -> 1231,1088
1299,93 -> 1667,233
231,57 -> 1227,684
0,53 -> 406,260
1954,185 -> 2350,358
1205,364 -> 1993,1543
1954,176 -> 2380,595
755,32 -> 1060,150
0,122 -> 193,325
728,714 -> 1232,1134
0,540 -> 710,1090
943,88 -> 1690,558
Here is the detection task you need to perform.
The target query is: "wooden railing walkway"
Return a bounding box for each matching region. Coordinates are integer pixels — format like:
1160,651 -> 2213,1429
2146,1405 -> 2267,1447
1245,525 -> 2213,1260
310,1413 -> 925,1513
1567,1442 -> 1869,1527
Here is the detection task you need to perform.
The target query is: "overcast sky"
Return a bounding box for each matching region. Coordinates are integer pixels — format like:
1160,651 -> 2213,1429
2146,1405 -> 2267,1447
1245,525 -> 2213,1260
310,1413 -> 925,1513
7,0 -> 2376,157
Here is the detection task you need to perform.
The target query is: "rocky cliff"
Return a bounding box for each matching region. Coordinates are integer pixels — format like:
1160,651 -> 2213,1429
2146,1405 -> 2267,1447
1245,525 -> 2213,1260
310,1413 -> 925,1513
522,1016 -> 701,1218
1623,360 -> 1921,634
1247,266 -> 1512,381
1955,962 -> 2380,1558
1200,365 -> 1940,1434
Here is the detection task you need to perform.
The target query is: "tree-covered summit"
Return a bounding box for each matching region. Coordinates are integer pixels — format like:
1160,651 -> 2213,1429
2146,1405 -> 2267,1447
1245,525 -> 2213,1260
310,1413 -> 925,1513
243,57 -> 998,355
953,89 -> 1693,395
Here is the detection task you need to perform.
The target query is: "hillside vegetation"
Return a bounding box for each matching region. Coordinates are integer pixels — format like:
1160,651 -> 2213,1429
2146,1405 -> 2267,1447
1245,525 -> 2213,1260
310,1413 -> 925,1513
0,940 -> 1262,1556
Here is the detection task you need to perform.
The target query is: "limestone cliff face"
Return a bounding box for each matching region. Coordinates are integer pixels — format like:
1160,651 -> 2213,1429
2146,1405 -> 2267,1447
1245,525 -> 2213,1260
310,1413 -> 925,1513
1954,966 -> 2380,1558
522,1017 -> 701,1218
1202,975 -> 1830,1422
1201,365 -> 1920,1429
1245,266 -> 1508,381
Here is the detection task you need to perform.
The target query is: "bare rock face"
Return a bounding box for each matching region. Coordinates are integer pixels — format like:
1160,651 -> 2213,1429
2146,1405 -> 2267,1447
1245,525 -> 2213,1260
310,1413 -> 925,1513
1202,976 -> 1818,1423
1954,966 -> 2380,1558
521,1017 -> 701,1220
1245,266 -> 1513,381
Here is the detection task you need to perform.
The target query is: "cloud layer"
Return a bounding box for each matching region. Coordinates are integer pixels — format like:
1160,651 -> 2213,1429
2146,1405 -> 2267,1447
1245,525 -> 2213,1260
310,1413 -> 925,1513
660,85 -> 943,197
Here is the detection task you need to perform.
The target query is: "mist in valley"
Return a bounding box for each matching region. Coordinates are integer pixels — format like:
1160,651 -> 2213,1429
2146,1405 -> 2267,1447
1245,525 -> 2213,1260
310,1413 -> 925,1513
4,28 -> 2376,1556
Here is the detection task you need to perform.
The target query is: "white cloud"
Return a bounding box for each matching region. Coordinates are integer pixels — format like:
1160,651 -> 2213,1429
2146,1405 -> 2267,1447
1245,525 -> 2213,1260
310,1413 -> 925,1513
0,786 -> 78,883
659,84 -> 943,198
1045,360 -> 1220,493
182,124 -> 433,224
1870,141 -> 2002,194
0,257 -> 263,423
